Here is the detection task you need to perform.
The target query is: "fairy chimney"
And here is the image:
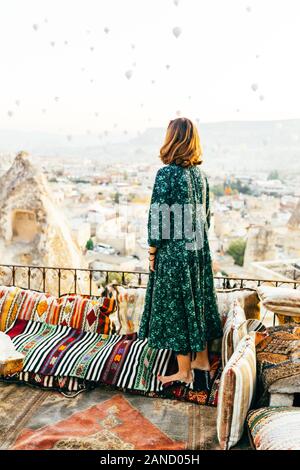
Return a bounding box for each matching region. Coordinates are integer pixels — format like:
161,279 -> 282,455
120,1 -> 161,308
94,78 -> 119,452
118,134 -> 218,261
0,152 -> 88,292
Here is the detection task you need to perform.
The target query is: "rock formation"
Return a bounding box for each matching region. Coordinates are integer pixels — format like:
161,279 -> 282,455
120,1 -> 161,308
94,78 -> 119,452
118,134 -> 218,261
243,223 -> 277,270
0,152 -> 88,294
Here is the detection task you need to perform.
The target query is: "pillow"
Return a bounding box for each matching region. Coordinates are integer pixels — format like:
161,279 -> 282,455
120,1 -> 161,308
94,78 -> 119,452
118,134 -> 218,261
111,285 -> 146,334
217,333 -> 256,450
247,407 -> 300,450
222,306 -> 267,366
221,300 -> 246,366
0,286 -> 22,332
217,288 -> 260,325
257,286 -> 300,316
0,286 -> 116,334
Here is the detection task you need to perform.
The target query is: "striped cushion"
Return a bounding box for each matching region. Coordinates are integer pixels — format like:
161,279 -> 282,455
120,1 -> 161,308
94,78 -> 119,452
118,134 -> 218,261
0,286 -> 116,334
217,333 -> 256,450
222,312 -> 267,367
247,407 -> 300,450
221,300 -> 246,366
7,319 -> 172,393
2,371 -> 86,393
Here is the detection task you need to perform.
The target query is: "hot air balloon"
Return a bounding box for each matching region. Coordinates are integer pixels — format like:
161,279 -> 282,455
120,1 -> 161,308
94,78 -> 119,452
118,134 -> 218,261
174,0 -> 179,5
172,26 -> 182,38
125,70 -> 133,80
104,27 -> 110,34
7,110 -> 13,117
246,6 -> 252,12
259,95 -> 264,101
165,64 -> 170,70
66,135 -> 72,142
15,100 -> 20,106
50,41 -> 55,47
32,24 -> 39,31
251,83 -> 258,92
90,46 -> 94,52
54,96 -> 59,102
42,108 -> 47,114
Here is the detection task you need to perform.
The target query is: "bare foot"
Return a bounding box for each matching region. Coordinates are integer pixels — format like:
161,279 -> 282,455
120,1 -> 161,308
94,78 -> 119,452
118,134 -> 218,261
191,360 -> 210,371
157,371 -> 194,385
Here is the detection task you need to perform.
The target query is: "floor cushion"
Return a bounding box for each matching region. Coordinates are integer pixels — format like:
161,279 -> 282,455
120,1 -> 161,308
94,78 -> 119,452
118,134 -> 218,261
217,333 -> 256,450
247,407 -> 300,450
256,324 -> 300,406
0,285 -> 116,334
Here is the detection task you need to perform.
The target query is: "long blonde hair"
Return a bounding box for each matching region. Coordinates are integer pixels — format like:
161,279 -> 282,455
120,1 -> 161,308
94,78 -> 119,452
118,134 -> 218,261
160,117 -> 203,167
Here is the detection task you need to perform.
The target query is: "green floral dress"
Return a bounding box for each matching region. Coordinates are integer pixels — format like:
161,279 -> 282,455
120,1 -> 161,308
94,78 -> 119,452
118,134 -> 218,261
138,163 -> 223,354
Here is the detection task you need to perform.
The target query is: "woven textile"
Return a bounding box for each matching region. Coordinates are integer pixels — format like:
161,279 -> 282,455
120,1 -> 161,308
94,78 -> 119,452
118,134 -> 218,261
111,285 -> 146,334
217,333 -> 256,450
4,318 -> 222,405
0,286 -> 115,334
247,407 -> 300,450
2,371 -> 85,393
7,319 -> 172,393
256,325 -> 300,404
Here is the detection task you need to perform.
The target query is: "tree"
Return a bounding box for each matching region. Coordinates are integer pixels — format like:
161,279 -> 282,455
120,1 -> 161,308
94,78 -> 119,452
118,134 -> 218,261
226,239 -> 246,266
113,192 -> 120,204
86,238 -> 94,251
211,184 -> 225,197
267,170 -> 280,181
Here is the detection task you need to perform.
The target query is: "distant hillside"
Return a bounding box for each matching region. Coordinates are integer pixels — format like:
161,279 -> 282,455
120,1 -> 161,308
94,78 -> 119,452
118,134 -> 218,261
0,119 -> 299,173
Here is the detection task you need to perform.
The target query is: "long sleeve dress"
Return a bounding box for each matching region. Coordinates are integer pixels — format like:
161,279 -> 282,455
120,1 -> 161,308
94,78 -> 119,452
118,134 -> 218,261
138,163 -> 223,355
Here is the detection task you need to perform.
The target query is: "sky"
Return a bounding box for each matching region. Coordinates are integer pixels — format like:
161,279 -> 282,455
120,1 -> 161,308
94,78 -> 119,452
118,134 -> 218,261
0,0 -> 300,137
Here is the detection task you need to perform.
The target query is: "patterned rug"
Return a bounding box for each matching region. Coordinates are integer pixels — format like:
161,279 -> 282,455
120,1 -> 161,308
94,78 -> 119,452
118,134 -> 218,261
0,381 -> 227,450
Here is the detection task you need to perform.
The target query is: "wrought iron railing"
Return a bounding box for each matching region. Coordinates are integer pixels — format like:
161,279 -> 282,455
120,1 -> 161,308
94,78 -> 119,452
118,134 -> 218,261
0,263 -> 300,297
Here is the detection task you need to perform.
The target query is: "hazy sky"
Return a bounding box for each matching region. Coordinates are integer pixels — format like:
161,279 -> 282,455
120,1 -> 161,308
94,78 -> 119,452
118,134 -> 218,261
0,0 -> 300,136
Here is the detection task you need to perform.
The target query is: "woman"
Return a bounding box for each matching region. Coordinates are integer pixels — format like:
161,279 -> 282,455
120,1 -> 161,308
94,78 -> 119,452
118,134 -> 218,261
138,117 -> 223,386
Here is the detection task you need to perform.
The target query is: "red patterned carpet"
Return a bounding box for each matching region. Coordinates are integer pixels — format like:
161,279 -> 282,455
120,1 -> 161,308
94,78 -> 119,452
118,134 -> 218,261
13,394 -> 185,450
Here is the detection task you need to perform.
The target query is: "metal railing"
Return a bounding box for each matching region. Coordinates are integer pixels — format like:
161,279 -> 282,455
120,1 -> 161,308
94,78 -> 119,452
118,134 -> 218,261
0,263 -> 300,297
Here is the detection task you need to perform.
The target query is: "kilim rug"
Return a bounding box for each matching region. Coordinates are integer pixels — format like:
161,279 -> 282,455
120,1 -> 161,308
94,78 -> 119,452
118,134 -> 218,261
0,382 -> 251,450
5,319 -> 222,405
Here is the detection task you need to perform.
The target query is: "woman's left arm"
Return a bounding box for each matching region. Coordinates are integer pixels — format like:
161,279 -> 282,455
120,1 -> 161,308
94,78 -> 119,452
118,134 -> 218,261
147,167 -> 170,271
